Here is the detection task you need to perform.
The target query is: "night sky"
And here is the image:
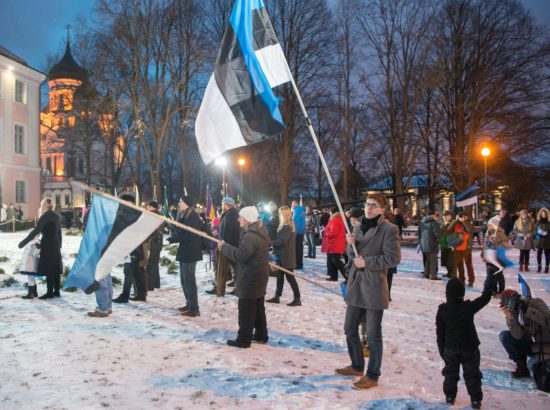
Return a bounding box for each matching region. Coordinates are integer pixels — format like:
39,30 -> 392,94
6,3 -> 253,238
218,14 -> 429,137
0,0 -> 549,72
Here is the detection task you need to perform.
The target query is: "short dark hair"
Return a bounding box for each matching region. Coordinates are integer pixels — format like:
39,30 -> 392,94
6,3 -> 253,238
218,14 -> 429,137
366,193 -> 387,208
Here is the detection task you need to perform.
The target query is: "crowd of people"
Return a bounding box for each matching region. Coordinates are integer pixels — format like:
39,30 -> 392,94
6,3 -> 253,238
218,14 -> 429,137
11,193 -> 550,404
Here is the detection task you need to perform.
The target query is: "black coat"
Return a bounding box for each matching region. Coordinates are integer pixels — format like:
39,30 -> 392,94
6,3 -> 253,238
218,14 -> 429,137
221,221 -> 270,299
169,208 -> 204,263
266,213 -> 280,241
436,287 -> 492,355
271,224 -> 296,270
19,210 -> 62,277
219,207 -> 240,246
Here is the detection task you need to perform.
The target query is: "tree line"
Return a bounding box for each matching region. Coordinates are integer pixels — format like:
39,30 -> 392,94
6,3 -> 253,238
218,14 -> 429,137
45,0 -> 550,210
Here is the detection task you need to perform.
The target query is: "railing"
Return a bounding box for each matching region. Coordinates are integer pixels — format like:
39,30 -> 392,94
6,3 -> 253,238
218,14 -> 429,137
0,218 -> 36,232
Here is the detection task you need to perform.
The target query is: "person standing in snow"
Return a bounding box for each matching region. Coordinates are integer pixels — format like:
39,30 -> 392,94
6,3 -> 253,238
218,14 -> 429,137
336,194 -> 401,389
436,274 -> 497,409
219,206 -> 270,348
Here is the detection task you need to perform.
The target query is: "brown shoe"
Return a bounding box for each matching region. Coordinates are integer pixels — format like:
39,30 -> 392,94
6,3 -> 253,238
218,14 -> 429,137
353,375 -> 378,389
181,310 -> 200,317
335,365 -> 363,376
87,311 -> 109,318
178,305 -> 189,313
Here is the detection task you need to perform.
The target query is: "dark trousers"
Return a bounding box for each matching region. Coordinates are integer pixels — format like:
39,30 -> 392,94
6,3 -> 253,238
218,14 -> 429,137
537,248 -> 550,267
237,297 -> 268,345
456,250 -> 475,284
441,348 -> 482,402
519,249 -> 530,265
45,274 -> 59,295
121,262 -> 146,299
327,253 -> 345,280
487,264 -> 505,293
499,330 -> 534,361
387,267 -> 396,300
147,248 -> 161,290
295,234 -> 304,268
276,269 -> 301,299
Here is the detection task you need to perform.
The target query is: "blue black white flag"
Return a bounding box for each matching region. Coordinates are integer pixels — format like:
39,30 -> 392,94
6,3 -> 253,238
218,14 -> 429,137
456,183 -> 480,208
195,0 -> 292,164
517,273 -> 533,298
65,195 -> 163,293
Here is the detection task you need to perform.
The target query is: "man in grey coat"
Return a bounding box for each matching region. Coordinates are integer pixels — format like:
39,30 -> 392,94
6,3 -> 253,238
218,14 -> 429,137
336,194 -> 401,389
219,206 -> 270,348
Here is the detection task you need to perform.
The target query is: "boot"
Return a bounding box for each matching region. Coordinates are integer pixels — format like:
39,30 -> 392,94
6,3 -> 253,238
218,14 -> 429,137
545,265 -> 549,274
519,264 -> 524,272
511,358 -> 530,378
266,295 -> 280,304
287,298 -> 301,306
524,264 -> 530,272
21,285 -> 37,299
538,265 -> 542,273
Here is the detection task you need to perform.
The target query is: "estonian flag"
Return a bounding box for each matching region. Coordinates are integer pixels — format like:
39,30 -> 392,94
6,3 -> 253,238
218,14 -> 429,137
517,273 -> 533,298
195,0 -> 292,164
65,195 -> 163,293
455,183 -> 480,208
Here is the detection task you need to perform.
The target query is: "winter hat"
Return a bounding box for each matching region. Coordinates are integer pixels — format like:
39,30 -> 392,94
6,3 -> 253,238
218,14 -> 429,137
239,206 -> 259,223
500,289 -> 519,308
180,195 -> 194,207
148,200 -> 159,209
446,278 -> 465,302
120,193 -> 135,203
222,197 -> 236,206
350,207 -> 363,219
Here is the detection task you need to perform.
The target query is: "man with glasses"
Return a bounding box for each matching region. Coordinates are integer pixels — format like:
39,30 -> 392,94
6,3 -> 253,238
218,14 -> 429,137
336,194 -> 401,389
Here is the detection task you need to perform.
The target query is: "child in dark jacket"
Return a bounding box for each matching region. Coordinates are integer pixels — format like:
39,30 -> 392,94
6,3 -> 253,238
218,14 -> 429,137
436,274 -> 496,409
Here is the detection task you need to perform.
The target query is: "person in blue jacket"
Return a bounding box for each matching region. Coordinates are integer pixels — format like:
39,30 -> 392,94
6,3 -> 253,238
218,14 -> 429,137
292,200 -> 306,269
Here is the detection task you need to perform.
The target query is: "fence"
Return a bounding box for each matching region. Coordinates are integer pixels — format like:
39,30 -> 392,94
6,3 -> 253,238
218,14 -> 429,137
0,218 -> 36,232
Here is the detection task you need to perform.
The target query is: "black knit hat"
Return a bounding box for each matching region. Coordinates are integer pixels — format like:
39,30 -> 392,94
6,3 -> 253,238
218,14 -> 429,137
446,278 -> 465,302
148,200 -> 159,209
350,207 -> 363,219
180,195 -> 194,207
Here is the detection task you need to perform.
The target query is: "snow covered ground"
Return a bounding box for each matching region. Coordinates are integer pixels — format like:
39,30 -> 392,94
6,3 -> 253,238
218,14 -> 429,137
1,229 -> 549,409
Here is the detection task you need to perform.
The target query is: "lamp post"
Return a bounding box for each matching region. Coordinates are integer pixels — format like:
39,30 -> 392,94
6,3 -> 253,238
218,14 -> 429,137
481,147 -> 490,216
238,158 -> 245,202
215,157 -> 227,197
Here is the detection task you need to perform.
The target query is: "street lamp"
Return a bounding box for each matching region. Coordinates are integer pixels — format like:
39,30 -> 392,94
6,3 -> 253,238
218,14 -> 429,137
481,147 -> 490,215
215,157 -> 227,197
238,158 -> 245,202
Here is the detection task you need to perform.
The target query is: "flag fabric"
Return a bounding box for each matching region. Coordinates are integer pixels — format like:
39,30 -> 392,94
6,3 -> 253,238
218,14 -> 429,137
134,184 -> 141,206
162,186 -> 171,219
65,195 -> 163,292
206,186 -> 215,221
114,187 -> 118,198
456,195 -> 478,208
455,183 -> 480,201
195,0 -> 292,164
518,273 -> 533,298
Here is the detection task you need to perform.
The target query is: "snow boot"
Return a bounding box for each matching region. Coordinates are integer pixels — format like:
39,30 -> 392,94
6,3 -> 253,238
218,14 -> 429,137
519,264 -> 524,272
524,264 -> 530,272
22,285 -> 38,299
287,298 -> 301,306
545,265 -> 549,274
511,358 -> 530,378
471,401 -> 482,409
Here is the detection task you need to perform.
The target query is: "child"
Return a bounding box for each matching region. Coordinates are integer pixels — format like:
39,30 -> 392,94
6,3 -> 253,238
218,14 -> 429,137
436,273 -> 496,409
483,222 -> 511,295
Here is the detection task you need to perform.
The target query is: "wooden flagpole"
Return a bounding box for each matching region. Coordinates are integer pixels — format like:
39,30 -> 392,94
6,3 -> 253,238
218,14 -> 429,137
71,181 -> 341,296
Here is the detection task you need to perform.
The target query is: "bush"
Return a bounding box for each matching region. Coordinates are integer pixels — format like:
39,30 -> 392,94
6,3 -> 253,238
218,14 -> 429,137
1,276 -> 17,287
166,244 -> 178,256
160,256 -> 172,267
0,256 -> 9,263
112,276 -> 122,287
167,262 -> 178,275
0,268 -> 5,275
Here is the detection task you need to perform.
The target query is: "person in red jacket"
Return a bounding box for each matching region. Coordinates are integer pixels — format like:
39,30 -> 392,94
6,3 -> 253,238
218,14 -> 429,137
322,207 -> 347,281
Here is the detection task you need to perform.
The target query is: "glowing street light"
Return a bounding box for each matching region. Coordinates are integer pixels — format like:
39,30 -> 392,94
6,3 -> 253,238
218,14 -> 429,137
481,147 -> 491,211
238,158 -> 245,202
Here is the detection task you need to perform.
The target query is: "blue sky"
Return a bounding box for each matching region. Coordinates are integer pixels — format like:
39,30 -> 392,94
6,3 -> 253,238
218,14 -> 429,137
0,0 -> 549,72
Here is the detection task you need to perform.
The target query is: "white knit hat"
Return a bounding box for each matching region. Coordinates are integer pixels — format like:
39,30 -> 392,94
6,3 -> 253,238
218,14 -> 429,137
239,206 -> 259,223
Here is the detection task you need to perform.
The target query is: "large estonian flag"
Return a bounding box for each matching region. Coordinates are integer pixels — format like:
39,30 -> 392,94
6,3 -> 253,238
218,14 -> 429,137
65,195 -> 163,293
195,0 -> 292,164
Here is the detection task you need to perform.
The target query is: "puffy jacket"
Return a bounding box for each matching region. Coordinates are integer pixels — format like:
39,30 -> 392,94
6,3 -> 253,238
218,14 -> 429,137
292,205 -> 306,235
322,213 -> 346,254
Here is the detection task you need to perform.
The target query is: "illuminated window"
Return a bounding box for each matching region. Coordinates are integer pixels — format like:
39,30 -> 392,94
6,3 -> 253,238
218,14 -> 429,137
68,115 -> 75,127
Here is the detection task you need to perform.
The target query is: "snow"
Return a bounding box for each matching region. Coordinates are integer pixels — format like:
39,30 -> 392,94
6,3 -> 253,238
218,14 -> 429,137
1,230 -> 549,409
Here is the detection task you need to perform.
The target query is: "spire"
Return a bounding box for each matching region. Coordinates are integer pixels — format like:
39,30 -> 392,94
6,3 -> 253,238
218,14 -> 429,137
64,24 -> 72,46
48,28 -> 88,82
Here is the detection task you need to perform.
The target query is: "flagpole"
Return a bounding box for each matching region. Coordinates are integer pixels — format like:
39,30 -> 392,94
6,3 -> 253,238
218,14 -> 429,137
71,180 -> 340,296
287,77 -> 358,257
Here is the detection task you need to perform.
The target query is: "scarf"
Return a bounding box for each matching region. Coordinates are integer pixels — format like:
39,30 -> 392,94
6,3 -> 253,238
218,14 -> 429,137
361,216 -> 379,234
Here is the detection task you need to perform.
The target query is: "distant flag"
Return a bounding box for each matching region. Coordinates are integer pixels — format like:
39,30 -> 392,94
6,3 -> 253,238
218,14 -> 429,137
456,183 -> 480,208
153,185 -> 157,202
206,186 -> 215,221
518,273 -> 533,298
65,195 -> 163,293
162,186 -> 171,219
195,0 -> 292,164
114,187 -> 118,198
134,184 -> 141,206
184,187 -> 188,196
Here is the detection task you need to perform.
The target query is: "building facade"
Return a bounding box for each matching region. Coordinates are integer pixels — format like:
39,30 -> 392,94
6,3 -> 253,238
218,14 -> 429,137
0,45 -> 45,219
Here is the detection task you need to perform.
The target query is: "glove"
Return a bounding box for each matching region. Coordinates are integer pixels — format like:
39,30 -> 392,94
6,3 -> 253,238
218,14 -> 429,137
18,241 -> 24,249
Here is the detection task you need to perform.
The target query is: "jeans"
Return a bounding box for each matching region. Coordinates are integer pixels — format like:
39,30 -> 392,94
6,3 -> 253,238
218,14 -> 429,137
344,305 -> 384,380
295,234 -> 304,268
441,348 -> 482,402
180,262 -> 199,312
95,275 -> 113,313
237,297 -> 268,345
275,269 -> 301,299
499,330 -> 534,360
306,232 -> 316,257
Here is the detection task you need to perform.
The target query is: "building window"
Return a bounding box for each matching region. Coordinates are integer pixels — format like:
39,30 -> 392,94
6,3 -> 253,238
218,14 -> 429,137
78,158 -> 84,174
65,193 -> 71,206
15,181 -> 26,203
15,79 -> 26,104
14,124 -> 25,154
55,193 -> 61,207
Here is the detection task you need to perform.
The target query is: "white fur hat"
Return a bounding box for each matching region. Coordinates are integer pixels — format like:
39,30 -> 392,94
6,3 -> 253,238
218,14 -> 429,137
239,206 -> 259,223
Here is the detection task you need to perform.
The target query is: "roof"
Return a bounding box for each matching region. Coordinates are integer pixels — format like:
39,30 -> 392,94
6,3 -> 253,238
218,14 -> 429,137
0,44 -> 28,65
48,42 -> 88,82
366,174 -> 452,191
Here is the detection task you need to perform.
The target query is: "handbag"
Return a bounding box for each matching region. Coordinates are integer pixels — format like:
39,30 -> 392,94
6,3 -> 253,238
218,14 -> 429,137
533,325 -> 550,393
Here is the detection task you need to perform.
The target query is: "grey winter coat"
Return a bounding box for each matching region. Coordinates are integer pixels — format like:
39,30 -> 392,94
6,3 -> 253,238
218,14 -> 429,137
271,224 -> 296,270
221,221 -> 270,299
344,215 -> 401,310
512,217 -> 535,250
418,216 -> 441,253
